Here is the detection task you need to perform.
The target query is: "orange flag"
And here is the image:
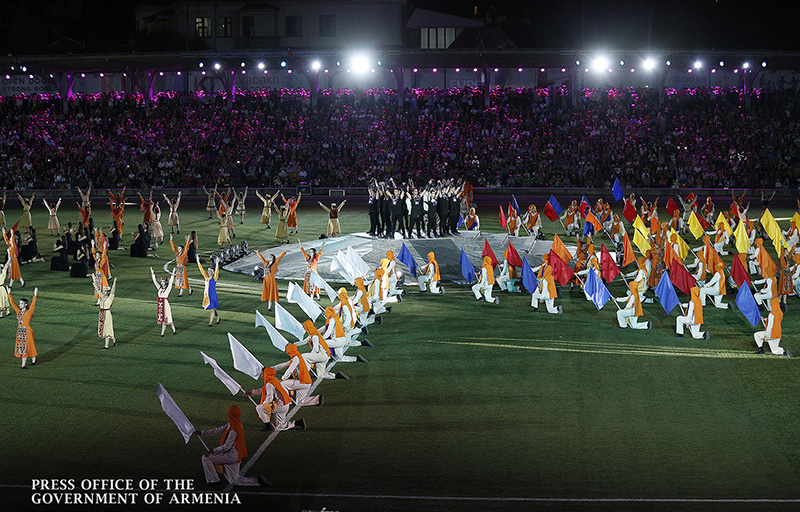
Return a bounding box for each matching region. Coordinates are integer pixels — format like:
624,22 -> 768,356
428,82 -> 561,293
757,247 -> 778,278
552,234 -> 572,264
663,241 -> 679,271
622,231 -> 636,267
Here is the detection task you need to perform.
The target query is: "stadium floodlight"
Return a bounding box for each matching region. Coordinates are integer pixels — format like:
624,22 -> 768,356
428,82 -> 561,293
540,68 -> 545,72
352,55 -> 369,74
561,68 -> 566,73
592,56 -> 608,71
694,60 -> 702,69
100,73 -> 104,77
240,62 -> 245,68
280,61 -> 287,68
214,63 -> 221,70
413,68 -> 418,73
575,59 -> 580,66
494,68 -> 499,72
455,68 -> 460,72
377,60 -> 382,66
630,68 -> 635,73
711,69 -> 716,73
81,73 -> 85,78
518,67 -> 522,72
198,62 -> 204,68
159,71 -> 164,76
643,58 -> 656,70
473,68 -> 478,72
619,60 -> 624,66
762,61 -> 767,68
21,66 -> 27,72
742,62 -> 750,69
311,60 -> 321,71
719,60 -> 724,67
432,68 -> 438,73
177,71 -> 181,76
665,60 -> 671,66
257,62 -> 265,70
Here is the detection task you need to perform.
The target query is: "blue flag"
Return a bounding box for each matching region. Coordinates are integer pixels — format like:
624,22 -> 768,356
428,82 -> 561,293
397,242 -> 417,276
457,215 -> 464,228
654,270 -> 680,315
521,256 -> 538,294
459,248 -> 476,284
736,284 -> 761,327
547,195 -> 563,216
585,268 -> 612,310
511,194 -> 521,216
583,219 -> 595,236
612,178 -> 624,201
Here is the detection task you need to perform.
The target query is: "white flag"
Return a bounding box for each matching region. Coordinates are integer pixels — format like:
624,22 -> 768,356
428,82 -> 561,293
200,351 -> 242,395
274,303 -> 306,340
154,383 -> 196,444
330,250 -> 357,285
310,270 -> 338,303
228,333 -> 263,380
346,245 -> 370,277
254,310 -> 290,351
287,281 -> 322,321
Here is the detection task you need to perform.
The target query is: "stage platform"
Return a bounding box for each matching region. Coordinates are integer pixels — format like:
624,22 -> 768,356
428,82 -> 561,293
223,232 -> 558,285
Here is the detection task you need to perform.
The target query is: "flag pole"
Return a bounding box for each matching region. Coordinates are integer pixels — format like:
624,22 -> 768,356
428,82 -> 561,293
573,272 -> 624,312
195,435 -> 211,451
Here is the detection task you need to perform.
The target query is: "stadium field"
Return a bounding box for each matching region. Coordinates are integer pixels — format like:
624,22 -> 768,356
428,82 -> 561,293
2,196 -> 799,512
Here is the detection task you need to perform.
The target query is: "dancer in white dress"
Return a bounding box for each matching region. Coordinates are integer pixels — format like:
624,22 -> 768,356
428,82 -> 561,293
43,198 -> 61,236
151,267 -> 176,336
163,192 -> 182,234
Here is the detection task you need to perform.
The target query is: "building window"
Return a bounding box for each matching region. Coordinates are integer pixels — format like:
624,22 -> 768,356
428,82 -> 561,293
319,15 -> 335,37
218,17 -> 232,38
420,27 -> 457,49
195,17 -> 211,38
285,16 -> 301,37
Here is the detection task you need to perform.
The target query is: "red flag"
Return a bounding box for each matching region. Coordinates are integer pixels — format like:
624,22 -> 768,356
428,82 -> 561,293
482,239 -> 498,268
686,193 -> 696,202
665,198 -> 679,218
600,244 -> 620,282
729,202 -> 739,218
670,262 -> 697,296
622,231 -> 636,267
622,200 -> 637,223
548,249 -> 575,286
543,201 -> 558,222
731,253 -> 752,287
6,221 -> 19,238
498,206 -> 507,229
698,215 -> 710,229
506,241 -> 523,268
507,203 -> 514,217
578,198 -> 590,218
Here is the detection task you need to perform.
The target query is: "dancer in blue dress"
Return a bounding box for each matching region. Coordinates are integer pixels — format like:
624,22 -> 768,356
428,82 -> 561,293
198,257 -> 221,326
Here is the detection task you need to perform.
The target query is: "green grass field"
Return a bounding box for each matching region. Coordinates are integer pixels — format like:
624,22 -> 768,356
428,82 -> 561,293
2,197 -> 799,512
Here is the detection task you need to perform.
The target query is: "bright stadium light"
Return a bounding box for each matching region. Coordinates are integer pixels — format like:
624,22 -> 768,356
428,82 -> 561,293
719,60 -> 724,67
280,61 -> 287,68
694,60 -> 702,69
665,60 -> 671,66
257,62 -> 265,70
455,68 -> 460,72
311,60 -> 321,71
352,55 -> 369,73
643,58 -> 656,70
619,60 -> 624,66
762,61 -> 767,68
214,63 -> 221,70
198,62 -> 204,68
240,62 -> 245,67
743,62 -> 750,69
592,56 -> 609,71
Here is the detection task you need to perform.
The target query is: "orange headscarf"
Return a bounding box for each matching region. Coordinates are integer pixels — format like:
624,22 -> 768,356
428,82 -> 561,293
543,266 -> 556,298
354,277 -> 369,311
285,343 -> 312,384
715,262 -> 727,295
482,256 -> 495,285
386,250 -> 395,261
325,306 -> 345,338
690,286 -> 703,324
222,405 -> 247,462
769,297 -> 783,339
337,287 -> 355,327
427,252 -> 440,281
303,319 -> 332,355
261,367 -> 292,406
629,281 -> 643,316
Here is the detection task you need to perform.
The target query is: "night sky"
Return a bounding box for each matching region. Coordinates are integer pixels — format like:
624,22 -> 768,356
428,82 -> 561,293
418,0 -> 800,50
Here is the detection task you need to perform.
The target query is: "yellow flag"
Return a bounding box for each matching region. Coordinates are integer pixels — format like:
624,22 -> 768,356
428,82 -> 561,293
669,228 -> 690,260
632,215 -> 648,236
760,209 -> 779,238
688,211 -> 704,239
771,228 -> 789,255
633,229 -> 652,254
791,212 -> 800,227
733,218 -> 750,254
714,212 -> 732,236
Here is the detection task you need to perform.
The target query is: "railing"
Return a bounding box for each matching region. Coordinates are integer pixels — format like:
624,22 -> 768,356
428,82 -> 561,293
234,36 -> 282,49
